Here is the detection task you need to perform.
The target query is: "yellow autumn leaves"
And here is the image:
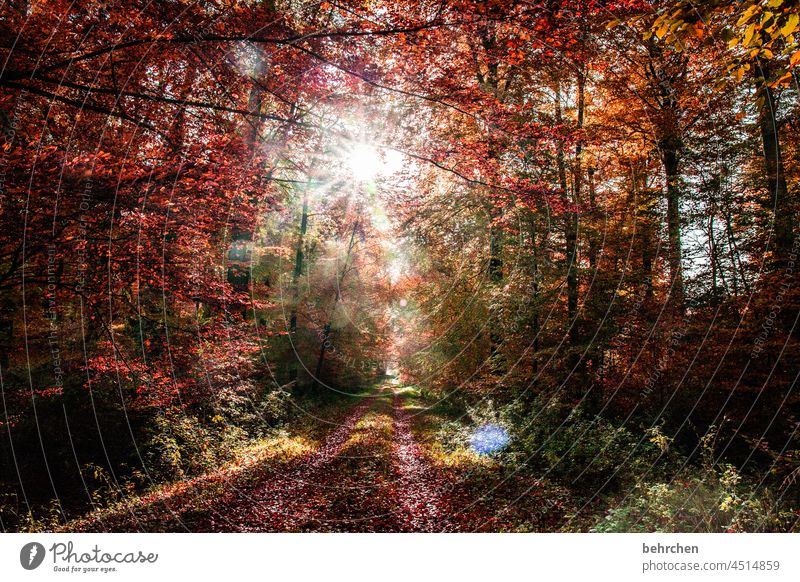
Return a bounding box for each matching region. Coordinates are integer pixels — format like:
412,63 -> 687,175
647,0 -> 799,87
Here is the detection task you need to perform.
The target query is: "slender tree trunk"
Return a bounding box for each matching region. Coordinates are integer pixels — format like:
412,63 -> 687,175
529,217 -> 541,375
646,41 -> 686,309
755,60 -> 794,265
289,187 -> 309,335
314,322 -> 332,386
488,224 -> 504,371
488,228 -> 503,283
245,65 -> 264,150
724,207 -> 749,296
556,73 -> 585,401
555,80 -> 578,334
569,69 -> 584,335
313,219 -> 359,389
587,166 -> 598,271
660,135 -> 685,308
288,185 -> 309,384
634,165 -> 655,299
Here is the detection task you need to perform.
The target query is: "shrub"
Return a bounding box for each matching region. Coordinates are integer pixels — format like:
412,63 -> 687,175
144,411 -> 244,480
435,399 -> 511,455
591,464 -> 788,532
506,397 -> 666,491
592,429 -> 793,532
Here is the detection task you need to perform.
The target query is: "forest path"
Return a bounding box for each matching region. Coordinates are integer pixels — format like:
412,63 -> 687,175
67,383 -> 568,532
390,392 -> 455,531
196,383 -> 456,532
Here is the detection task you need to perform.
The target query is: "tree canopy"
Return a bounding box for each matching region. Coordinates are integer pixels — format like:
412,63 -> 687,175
1,0 -> 798,533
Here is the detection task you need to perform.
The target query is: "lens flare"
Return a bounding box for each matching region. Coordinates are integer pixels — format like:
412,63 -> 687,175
469,425 -> 509,455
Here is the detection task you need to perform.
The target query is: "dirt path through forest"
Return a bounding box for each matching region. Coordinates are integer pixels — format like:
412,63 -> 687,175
69,386 -> 471,532
200,398 -> 376,531
201,386 -> 456,532
390,393 -> 454,532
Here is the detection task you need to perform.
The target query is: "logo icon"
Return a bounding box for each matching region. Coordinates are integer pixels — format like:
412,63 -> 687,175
20,542 -> 46,570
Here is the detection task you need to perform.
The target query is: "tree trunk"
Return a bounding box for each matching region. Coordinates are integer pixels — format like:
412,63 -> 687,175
313,219 -> 359,389
314,322 -> 332,387
660,135 -> 685,308
244,62 -> 265,150
724,206 -> 749,297
587,166 -> 598,271
288,185 -> 310,384
555,79 -> 579,335
529,217 -> 541,375
488,224 -> 504,370
633,165 -> 655,299
646,41 -> 686,309
755,61 -> 794,265
569,69 -> 584,336
289,187 -> 309,335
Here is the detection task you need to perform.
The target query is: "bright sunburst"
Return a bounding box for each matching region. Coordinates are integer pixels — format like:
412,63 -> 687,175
346,143 -> 404,181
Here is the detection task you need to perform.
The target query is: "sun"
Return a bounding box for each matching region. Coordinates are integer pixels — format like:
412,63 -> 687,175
346,143 -> 404,181
347,144 -> 381,180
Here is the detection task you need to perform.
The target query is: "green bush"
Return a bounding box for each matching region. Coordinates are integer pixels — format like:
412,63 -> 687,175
592,429 -> 793,532
144,412 -> 244,480
591,464 -> 788,532
507,397 -> 666,491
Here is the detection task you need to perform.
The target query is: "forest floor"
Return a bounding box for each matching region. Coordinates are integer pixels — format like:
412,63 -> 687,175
63,383 -> 579,532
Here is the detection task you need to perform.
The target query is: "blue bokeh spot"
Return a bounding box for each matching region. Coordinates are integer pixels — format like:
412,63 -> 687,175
469,424 -> 510,455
